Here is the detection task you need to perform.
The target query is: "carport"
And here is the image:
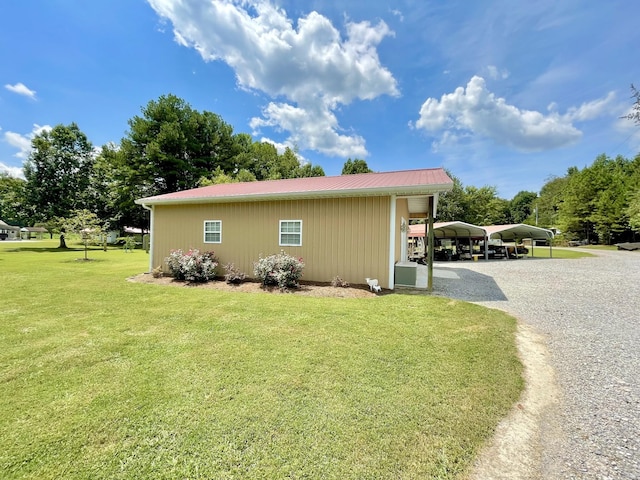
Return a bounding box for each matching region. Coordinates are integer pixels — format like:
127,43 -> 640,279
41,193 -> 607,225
483,224 -> 554,258
408,221 -> 490,260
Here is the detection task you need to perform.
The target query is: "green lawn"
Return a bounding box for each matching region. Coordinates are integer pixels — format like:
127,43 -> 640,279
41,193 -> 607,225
1,240 -> 523,479
529,246 -> 595,259
576,244 -> 619,251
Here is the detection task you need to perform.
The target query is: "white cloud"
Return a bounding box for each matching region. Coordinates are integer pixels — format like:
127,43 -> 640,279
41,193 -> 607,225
615,108 -> 640,154
250,101 -> 367,158
3,124 -> 52,159
4,82 -> 37,99
563,91 -> 616,122
413,75 -> 586,152
390,9 -> 404,22
0,162 -> 25,179
147,0 -> 398,158
486,65 -> 509,80
4,131 -> 32,157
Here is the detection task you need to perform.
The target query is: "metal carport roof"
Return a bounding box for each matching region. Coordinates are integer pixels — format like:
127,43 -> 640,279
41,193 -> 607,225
409,222 -> 555,260
408,221 -> 487,239
482,224 -> 554,241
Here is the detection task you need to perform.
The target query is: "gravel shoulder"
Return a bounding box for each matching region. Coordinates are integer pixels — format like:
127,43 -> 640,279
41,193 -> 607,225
434,249 -> 640,479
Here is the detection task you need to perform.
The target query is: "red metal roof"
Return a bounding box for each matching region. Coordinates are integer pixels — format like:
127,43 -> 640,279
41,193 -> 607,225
136,168 -> 453,205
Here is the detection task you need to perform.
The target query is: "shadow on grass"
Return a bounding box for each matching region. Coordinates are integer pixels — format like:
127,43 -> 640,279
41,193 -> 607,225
64,258 -> 107,263
5,247 -> 86,253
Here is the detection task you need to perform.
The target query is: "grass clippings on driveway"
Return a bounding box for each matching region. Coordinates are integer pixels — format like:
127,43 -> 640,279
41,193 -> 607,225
0,240 -> 523,479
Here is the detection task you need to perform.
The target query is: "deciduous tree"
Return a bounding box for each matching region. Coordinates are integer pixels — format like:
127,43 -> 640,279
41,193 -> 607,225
23,123 -> 95,222
509,191 -> 538,224
342,158 -> 373,174
0,173 -> 28,225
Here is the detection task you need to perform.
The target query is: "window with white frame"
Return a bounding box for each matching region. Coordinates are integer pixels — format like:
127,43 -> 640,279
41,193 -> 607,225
279,220 -> 302,246
204,220 -> 222,243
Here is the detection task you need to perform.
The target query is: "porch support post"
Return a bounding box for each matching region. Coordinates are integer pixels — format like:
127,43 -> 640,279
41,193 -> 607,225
141,203 -> 154,273
388,195 -> 396,290
484,234 -> 489,260
427,196 -> 435,292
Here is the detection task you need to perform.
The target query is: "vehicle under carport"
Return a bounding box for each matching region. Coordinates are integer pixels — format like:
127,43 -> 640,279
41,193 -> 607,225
408,222 -> 554,260
483,224 -> 555,258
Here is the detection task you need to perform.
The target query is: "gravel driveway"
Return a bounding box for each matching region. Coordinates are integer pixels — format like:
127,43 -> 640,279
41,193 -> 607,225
430,249 -> 640,479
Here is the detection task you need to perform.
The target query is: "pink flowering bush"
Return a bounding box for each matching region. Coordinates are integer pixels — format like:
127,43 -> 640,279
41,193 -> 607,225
165,249 -> 218,282
223,263 -> 247,284
253,251 -> 305,289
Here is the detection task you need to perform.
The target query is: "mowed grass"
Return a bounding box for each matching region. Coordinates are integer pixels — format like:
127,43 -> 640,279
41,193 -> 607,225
529,246 -> 595,259
1,240 -> 523,479
577,244 -> 620,251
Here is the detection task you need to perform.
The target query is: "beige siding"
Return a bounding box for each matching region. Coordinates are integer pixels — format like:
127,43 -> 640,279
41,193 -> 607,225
151,196 -> 391,286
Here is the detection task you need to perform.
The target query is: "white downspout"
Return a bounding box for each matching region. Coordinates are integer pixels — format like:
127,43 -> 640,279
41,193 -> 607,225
388,195 -> 396,290
141,203 -> 154,273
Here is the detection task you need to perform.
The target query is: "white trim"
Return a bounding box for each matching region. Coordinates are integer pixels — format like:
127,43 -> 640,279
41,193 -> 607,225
388,195 -> 396,290
432,192 -> 439,218
279,219 -> 302,246
203,220 -> 222,244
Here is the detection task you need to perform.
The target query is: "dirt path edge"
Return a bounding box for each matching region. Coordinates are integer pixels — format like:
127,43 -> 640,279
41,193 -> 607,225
467,321 -> 561,480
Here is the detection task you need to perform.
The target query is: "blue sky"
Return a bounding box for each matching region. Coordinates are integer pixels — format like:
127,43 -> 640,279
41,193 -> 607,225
1,0 -> 639,199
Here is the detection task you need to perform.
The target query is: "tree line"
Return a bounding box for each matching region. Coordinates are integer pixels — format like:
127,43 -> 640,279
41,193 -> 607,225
1,94 -> 333,234
1,92 -> 639,244
535,154 -> 640,244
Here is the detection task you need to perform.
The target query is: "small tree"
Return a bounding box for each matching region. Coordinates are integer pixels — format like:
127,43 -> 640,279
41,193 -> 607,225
64,209 -> 105,260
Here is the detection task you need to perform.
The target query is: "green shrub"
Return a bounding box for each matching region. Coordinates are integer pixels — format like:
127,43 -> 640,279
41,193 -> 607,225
253,251 -> 304,289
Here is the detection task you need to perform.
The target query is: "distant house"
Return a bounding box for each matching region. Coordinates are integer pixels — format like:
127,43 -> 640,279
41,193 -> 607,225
0,220 -> 21,240
20,226 -> 48,240
136,168 -> 453,289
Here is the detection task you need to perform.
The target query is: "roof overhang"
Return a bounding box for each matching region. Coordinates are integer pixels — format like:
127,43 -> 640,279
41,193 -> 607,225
0,221 -> 21,231
136,183 -> 453,206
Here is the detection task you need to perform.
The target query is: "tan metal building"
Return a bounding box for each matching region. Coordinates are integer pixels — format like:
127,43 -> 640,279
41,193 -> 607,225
135,168 -> 453,289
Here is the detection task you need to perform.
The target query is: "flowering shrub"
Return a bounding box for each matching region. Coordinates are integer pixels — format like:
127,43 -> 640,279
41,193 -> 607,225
165,249 -> 218,282
224,263 -> 247,284
253,251 -> 305,289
